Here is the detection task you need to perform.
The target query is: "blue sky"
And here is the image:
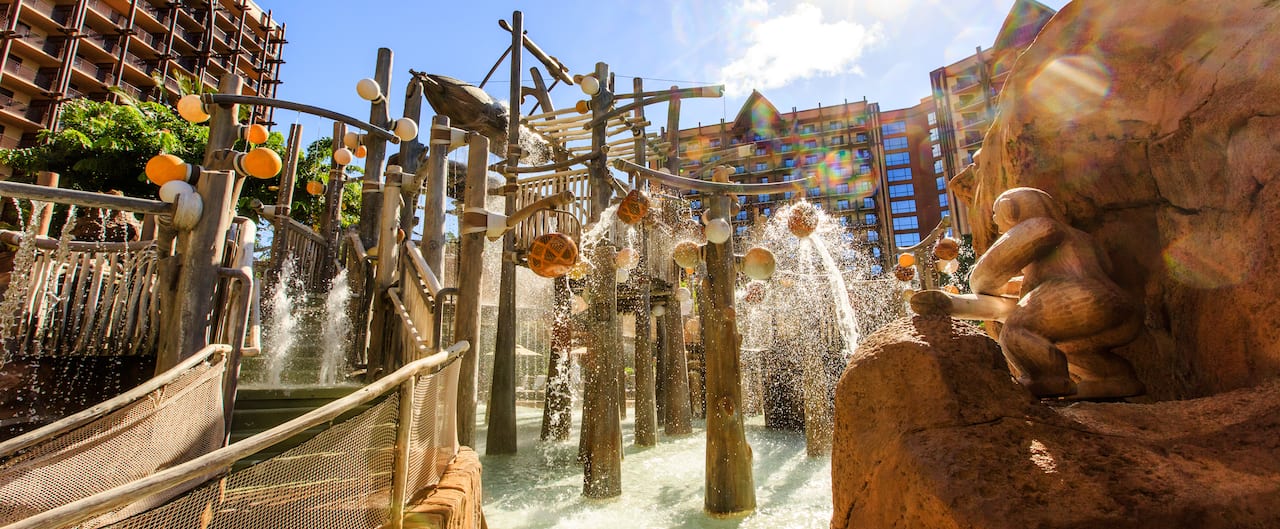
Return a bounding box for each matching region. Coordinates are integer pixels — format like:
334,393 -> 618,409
264,0 -> 1068,148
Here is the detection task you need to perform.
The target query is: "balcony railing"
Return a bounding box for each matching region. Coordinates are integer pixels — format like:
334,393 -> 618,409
84,0 -> 126,26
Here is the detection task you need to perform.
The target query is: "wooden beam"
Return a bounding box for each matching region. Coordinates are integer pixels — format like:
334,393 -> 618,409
662,91 -> 694,435
581,60 -> 622,499
357,47 -> 394,249
701,193 -> 756,515
453,133 -> 490,447
487,9 -> 524,457
270,123 -> 303,278
0,181 -> 170,216
631,76 -> 657,447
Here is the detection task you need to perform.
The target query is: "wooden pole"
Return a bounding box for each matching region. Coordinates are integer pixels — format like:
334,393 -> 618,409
420,116 -> 450,280
702,192 -> 756,516
157,169 -> 236,373
454,133 -> 489,447
367,171 -> 404,378
34,171 -> 58,237
270,123 -> 303,279
631,76 -> 657,447
582,60 -> 622,499
397,78 -> 424,235
662,90 -> 693,435
357,47 -> 393,249
486,9 -> 523,456
320,123 -> 347,276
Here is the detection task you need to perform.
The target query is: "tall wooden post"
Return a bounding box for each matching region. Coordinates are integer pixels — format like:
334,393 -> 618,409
582,61 -> 622,499
367,172 -> 403,377
454,133 -> 489,447
269,123 -> 303,279
397,78 -> 425,236
420,116 -> 450,279
157,169 -> 236,372
487,10 -> 523,456
662,90 -> 693,435
702,192 -> 756,516
321,123 -> 347,273
631,77 -> 657,447
358,47 -> 393,249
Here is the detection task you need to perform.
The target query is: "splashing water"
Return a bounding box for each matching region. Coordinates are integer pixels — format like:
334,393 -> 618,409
262,259 -> 301,386
808,236 -> 860,353
319,268 -> 352,385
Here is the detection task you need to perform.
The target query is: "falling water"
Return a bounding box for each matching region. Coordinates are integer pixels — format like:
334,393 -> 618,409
808,237 -> 860,354
262,259 -> 301,386
319,268 -> 352,385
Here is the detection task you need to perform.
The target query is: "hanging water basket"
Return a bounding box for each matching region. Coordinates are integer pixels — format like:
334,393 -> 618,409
528,232 -> 579,278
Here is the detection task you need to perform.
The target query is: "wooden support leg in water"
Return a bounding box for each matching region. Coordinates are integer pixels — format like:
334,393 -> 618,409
702,193 -> 755,516
453,133 -> 489,447
582,242 -> 622,498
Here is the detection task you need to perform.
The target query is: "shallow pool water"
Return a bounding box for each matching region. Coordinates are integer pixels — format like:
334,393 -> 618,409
476,405 -> 832,529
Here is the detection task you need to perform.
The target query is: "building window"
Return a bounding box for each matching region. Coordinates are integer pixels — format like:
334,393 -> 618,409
756,147 -> 767,156
736,225 -> 748,237
837,199 -> 850,210
804,139 -> 818,149
710,138 -> 721,148
783,158 -> 795,168
888,184 -> 914,198
895,233 -> 922,248
755,162 -> 768,171
839,216 -> 849,226
936,176 -> 947,190
835,183 -> 850,194
883,137 -> 908,151
804,154 -> 818,165
807,187 -> 821,197
863,197 -> 874,209
780,143 -> 793,152
801,124 -> 816,134
731,138 -> 741,145
735,165 -> 745,174
931,144 -> 942,158
855,132 -> 868,143
858,164 -> 871,175
864,213 -> 877,224
754,132 -> 767,141
831,135 -> 845,145
867,230 -> 879,242
929,128 -> 939,142
892,216 -> 919,231
934,160 -> 944,174
927,112 -> 937,125
881,120 -> 906,135
738,195 -> 748,205
887,167 -> 912,182
938,193 -> 949,207
708,154 -> 720,163
829,121 -> 842,131
736,211 -> 748,221
890,200 -> 917,214
885,152 -> 911,167
690,199 -> 702,209
855,180 -> 873,194
784,191 -> 793,199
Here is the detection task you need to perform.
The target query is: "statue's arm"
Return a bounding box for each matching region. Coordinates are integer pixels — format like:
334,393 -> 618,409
970,218 -> 1064,295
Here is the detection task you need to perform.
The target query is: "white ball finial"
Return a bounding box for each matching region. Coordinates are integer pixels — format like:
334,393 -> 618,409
393,117 -> 419,141
705,218 -> 732,245
356,78 -> 383,102
333,147 -> 354,166
579,75 -> 600,96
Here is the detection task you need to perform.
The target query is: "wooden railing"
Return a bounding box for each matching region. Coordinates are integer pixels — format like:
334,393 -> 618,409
273,215 -> 334,290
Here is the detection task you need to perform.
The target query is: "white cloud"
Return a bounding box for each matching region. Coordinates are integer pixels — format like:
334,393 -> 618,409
719,3 -> 884,97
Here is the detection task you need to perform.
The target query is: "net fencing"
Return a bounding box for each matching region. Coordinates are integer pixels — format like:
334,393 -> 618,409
0,356 -> 227,527
88,360 -> 460,529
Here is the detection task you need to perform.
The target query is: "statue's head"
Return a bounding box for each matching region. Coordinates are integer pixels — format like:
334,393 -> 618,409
992,187 -> 1063,234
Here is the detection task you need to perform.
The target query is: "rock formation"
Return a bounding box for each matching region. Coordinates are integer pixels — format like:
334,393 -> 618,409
951,0 -> 1280,400
831,317 -> 1280,529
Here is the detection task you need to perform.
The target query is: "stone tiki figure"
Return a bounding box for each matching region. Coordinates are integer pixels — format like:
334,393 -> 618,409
911,187 -> 1144,399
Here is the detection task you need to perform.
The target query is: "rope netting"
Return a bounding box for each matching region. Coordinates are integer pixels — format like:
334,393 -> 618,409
90,361 -> 460,529
0,356 -> 227,527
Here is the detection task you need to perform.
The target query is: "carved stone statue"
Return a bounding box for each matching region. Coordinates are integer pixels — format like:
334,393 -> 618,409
911,187 -> 1144,399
